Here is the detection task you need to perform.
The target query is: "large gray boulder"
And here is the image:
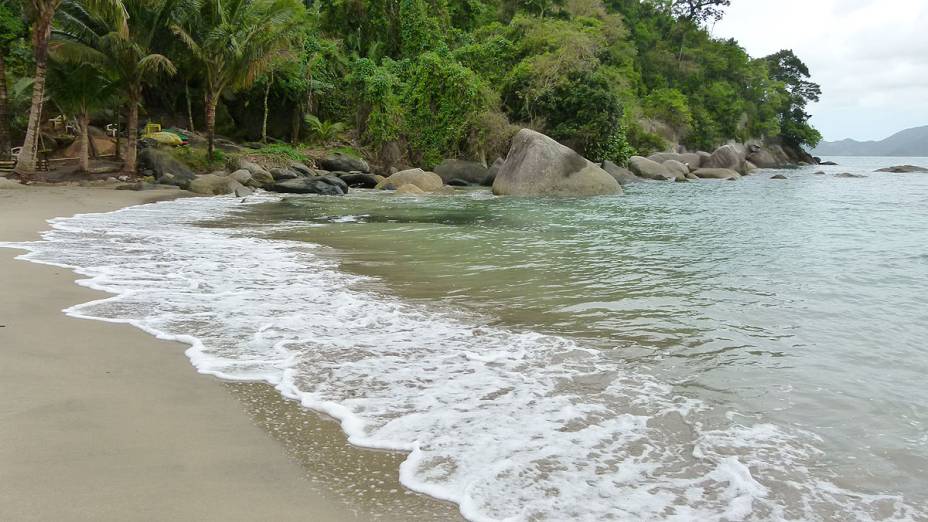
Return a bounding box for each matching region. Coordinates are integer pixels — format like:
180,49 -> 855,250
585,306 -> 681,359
139,148 -> 196,188
492,129 -> 621,196
269,176 -> 347,195
319,153 -> 369,173
236,160 -> 275,186
189,174 -> 252,196
876,165 -> 928,173
693,168 -> 741,180
746,145 -> 789,169
434,159 -> 489,185
662,160 -> 690,179
228,169 -> 254,186
602,160 -> 638,185
647,152 -> 702,170
703,144 -> 747,173
376,168 -> 444,192
628,156 -> 674,181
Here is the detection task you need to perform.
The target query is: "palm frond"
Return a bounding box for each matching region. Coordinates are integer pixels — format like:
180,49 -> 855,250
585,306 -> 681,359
48,39 -> 109,65
138,53 -> 177,77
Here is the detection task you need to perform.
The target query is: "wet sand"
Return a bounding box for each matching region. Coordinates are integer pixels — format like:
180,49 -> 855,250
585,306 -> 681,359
0,186 -> 375,521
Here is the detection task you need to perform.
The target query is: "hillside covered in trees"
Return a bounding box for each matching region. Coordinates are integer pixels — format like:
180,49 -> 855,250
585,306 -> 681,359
3,0 -> 822,173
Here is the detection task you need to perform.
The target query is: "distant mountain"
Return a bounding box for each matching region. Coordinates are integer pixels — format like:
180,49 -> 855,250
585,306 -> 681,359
813,125 -> 928,157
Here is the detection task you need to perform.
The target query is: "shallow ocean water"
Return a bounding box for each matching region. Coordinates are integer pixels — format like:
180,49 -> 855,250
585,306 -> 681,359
6,157 -> 928,520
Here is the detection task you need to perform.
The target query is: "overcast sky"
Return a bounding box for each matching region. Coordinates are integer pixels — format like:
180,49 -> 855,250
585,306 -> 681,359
713,0 -> 928,142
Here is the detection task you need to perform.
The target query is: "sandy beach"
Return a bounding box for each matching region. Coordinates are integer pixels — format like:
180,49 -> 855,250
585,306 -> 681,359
0,186 -> 360,521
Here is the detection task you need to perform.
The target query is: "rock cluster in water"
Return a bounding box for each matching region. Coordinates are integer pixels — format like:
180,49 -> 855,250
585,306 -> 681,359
134,129 -> 860,198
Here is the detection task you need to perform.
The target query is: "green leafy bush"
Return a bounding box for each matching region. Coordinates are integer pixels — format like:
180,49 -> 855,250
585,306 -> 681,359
402,52 -> 488,167
643,88 -> 693,130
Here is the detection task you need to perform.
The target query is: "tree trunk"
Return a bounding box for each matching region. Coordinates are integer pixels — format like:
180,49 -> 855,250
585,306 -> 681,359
114,104 -> 121,159
261,74 -> 271,143
78,111 -> 89,172
205,91 -> 217,160
15,11 -> 54,175
124,87 -> 140,174
291,108 -> 300,145
185,80 -> 195,132
0,53 -> 11,161
88,124 -> 99,158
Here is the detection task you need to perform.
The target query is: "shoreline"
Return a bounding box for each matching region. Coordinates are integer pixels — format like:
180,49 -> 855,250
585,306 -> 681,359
0,186 -> 437,521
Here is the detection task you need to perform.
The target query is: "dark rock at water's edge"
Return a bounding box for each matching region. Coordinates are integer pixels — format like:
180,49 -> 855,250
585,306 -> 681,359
139,148 -> 196,189
434,159 -> 489,185
835,172 -> 867,178
481,158 -> 504,186
270,167 -> 301,181
319,153 -> 370,173
269,176 -> 347,195
813,171 -> 826,175
819,161 -> 839,166
601,160 -> 638,185
320,175 -> 349,193
492,129 -> 622,196
771,174 -> 788,180
447,178 -> 473,187
338,172 -> 379,188
289,162 -> 314,177
876,165 -> 928,173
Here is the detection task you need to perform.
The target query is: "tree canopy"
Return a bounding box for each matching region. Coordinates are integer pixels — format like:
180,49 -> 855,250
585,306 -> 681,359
5,0 -> 823,171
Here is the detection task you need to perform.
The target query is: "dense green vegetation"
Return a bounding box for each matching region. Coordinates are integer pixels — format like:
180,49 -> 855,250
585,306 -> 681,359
4,0 -> 822,173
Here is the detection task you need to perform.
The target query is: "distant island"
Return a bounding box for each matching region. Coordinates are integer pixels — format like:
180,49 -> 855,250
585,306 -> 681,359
813,125 -> 928,157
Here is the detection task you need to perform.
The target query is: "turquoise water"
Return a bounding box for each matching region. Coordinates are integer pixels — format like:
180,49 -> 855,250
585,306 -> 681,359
243,157 -> 928,517
9,156 -> 928,520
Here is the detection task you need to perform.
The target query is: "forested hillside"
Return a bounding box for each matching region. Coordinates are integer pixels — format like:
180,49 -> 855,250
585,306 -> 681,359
2,0 -> 823,172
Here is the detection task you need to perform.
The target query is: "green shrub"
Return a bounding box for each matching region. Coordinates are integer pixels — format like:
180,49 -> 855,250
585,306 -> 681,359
643,88 -> 693,130
402,52 -> 488,167
168,147 -> 223,173
626,121 -> 667,157
304,115 -> 348,145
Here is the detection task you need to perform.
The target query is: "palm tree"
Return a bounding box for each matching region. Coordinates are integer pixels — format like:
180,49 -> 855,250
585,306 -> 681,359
46,61 -> 115,171
15,0 -> 126,175
172,0 -> 300,159
53,0 -> 178,174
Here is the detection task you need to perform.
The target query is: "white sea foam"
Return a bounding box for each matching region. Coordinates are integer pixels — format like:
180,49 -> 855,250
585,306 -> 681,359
3,195 -> 923,521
